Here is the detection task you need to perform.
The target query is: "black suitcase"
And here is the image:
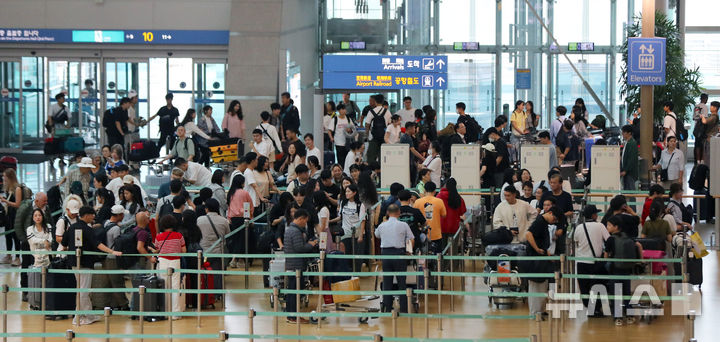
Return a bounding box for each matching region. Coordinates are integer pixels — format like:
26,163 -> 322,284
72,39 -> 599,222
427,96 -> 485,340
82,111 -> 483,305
674,257 -> 703,286
130,274 -> 166,321
694,189 -> 715,222
44,137 -> 65,155
323,150 -> 335,170
129,139 -> 160,162
46,270 -> 76,313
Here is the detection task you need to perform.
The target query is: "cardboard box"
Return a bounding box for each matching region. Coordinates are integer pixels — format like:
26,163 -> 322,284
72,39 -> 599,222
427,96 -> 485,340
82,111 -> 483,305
331,277 -> 361,303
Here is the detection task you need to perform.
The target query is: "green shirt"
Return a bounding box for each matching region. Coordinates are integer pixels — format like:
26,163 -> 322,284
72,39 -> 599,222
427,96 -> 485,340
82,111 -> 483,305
642,218 -> 672,240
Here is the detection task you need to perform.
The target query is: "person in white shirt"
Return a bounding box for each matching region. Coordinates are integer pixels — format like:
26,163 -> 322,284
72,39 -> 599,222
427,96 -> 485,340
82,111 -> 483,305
251,129 -> 272,158
328,104 -> 356,168
243,152 -> 267,210
175,158 -> 212,187
256,111 -> 282,163
53,197 -> 81,250
422,141 -> 442,186
663,101 -> 677,144
344,142 -> 364,176
304,133 -> 321,163
106,164 -> 147,203
394,96 -> 416,124
364,94 -> 392,164
48,93 -> 70,128
384,114 -> 403,144
550,106 -> 567,144
573,205 -> 610,311
492,185 -> 537,243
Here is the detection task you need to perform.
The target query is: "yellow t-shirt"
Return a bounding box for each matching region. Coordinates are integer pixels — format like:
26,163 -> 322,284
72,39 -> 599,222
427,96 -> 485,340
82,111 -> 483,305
414,196 -> 447,241
511,110 -> 527,135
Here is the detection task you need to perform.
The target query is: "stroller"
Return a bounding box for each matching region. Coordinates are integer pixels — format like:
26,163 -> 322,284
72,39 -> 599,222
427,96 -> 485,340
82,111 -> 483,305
484,244 -> 527,308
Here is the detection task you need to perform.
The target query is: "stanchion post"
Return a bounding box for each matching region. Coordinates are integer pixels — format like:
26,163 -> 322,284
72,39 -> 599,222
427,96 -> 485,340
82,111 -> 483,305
406,288 -> 413,338
103,307 -> 111,342
74,248 -> 81,327
373,334 -> 382,342
248,308 -> 256,342
245,225 -> 250,289
218,330 -> 228,342
220,236 -> 226,308
436,253 -> 443,331
138,285 -> 146,342
295,269 -> 301,342
450,242 -> 455,312
391,309 -> 398,338
424,267 -> 429,338
197,250 -> 202,328
65,329 -> 74,342
2,284 -> 8,342
317,251 -> 325,329
351,228 -> 357,273
272,286 -> 279,342
559,255 -> 566,333
41,267 -> 47,342
554,271 -> 561,341
167,267 -> 174,342
536,312 -> 543,342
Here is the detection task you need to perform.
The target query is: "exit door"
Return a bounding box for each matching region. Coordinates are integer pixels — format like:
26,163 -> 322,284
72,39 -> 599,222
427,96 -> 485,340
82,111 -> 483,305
0,58 -> 23,151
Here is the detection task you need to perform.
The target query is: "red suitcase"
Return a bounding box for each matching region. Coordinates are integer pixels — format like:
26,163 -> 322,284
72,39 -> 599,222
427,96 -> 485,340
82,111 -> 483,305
186,262 -> 216,309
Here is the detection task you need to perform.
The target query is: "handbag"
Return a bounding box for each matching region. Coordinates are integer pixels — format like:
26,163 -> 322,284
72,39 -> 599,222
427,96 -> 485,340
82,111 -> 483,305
660,152 -> 675,181
206,216 -> 229,253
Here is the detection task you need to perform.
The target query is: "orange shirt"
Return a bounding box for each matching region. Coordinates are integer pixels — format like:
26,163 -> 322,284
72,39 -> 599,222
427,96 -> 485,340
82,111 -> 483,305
413,196 -> 446,241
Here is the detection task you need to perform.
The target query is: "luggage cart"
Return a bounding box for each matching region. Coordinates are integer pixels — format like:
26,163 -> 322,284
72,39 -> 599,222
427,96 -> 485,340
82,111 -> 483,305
269,251 -> 317,310
484,244 -> 527,308
315,265 -> 382,324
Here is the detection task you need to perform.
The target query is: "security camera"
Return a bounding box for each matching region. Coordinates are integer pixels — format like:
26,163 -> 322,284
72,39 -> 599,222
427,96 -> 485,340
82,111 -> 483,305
30,51 -> 36,56
167,52 -> 173,57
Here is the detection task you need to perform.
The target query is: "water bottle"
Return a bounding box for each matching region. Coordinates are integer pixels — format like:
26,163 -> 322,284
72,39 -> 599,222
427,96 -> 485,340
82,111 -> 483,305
711,231 -> 716,248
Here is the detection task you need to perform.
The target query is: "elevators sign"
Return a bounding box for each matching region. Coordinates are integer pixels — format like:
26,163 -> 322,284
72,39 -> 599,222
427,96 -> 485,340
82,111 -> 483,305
381,144 -> 410,188
590,145 -> 621,191
520,144 -> 552,185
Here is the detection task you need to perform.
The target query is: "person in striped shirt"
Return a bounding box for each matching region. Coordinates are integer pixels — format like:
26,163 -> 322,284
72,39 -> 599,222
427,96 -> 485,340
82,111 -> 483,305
153,215 -> 186,319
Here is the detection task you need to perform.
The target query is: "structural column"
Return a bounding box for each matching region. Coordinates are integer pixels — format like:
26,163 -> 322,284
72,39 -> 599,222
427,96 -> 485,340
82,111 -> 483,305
639,0 -> 655,182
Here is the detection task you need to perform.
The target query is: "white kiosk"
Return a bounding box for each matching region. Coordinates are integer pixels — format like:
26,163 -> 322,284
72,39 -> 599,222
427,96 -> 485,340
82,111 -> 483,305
520,144 -> 553,183
589,145 -> 622,191
380,144 -> 411,188
451,144 -> 482,206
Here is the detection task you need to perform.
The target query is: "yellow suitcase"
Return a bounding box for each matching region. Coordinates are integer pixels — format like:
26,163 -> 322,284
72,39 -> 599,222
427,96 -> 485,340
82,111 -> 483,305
209,144 -> 237,153
212,155 -> 238,163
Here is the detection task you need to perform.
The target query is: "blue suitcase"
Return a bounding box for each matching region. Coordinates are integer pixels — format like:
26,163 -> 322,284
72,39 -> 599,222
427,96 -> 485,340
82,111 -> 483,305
63,137 -> 84,153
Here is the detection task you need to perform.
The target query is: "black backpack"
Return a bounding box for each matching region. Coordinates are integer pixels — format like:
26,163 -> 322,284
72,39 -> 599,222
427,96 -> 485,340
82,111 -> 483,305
114,226 -> 140,269
666,113 -> 688,141
611,233 -> 639,273
369,108 -> 388,143
670,200 -> 694,224
173,136 -> 202,162
53,106 -> 68,124
689,164 -> 709,190
157,197 -> 174,220
481,226 -> 513,246
94,221 -> 118,247
102,108 -> 114,129
460,116 -> 481,143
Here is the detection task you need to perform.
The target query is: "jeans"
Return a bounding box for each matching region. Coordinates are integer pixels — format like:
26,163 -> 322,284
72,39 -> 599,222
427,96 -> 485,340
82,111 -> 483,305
19,241 -> 33,292
381,248 -> 408,312
622,175 -> 636,190
73,267 -> 100,325
285,273 -> 305,319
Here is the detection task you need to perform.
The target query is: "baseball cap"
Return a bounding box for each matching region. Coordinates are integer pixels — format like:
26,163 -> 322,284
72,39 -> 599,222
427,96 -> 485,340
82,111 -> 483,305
111,204 -> 125,215
122,175 -> 134,184
583,205 -> 602,219
128,90 -> 138,98
67,200 -> 81,214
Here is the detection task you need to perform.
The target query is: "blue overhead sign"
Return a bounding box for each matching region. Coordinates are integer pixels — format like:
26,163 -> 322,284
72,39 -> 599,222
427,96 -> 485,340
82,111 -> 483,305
627,37 -> 666,86
0,28 -> 229,45
323,55 -> 448,73
322,55 -> 448,90
515,69 -> 531,89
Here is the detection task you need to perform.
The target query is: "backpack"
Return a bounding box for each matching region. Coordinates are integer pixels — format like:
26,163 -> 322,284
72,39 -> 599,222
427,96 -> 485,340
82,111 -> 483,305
460,116 -> 481,143
693,115 -> 706,141
689,163 -> 709,190
157,197 -> 174,220
102,108 -> 114,129
611,233 -> 639,273
369,108 -> 388,143
94,221 -> 118,247
669,200 -> 694,224
173,136 -> 201,162
481,226 -> 514,246
19,184 -> 32,201
666,113 -> 688,142
114,226 -> 140,269
53,106 -> 68,124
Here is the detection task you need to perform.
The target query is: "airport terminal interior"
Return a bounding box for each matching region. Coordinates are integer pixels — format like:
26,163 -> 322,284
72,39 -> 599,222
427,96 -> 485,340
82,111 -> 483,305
0,0 -> 719,341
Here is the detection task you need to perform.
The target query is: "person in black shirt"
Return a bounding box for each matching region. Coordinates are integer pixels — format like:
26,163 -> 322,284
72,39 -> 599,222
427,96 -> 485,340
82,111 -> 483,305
525,205 -> 562,316
148,93 -> 180,152
280,92 -> 300,141
484,127 -> 509,189
399,122 -> 424,185
106,98 -> 132,148
540,173 -> 573,254
556,120 -> 579,166
61,206 -> 121,325
397,190 -> 426,249
319,170 -> 341,219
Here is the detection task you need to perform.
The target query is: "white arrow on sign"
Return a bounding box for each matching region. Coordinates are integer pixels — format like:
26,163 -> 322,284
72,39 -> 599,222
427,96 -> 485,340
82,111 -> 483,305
639,44 -> 648,53
647,45 -> 655,54
436,76 -> 446,86
436,59 -> 446,69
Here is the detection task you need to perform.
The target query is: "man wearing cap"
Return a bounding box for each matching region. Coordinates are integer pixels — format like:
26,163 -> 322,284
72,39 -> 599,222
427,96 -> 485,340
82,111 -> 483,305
106,164 -> 147,203
125,91 -> 141,166
94,205 -> 130,310
61,206 -> 122,325
54,197 -> 81,250
148,93 -> 180,153
574,205 -> 610,314
58,157 -> 94,197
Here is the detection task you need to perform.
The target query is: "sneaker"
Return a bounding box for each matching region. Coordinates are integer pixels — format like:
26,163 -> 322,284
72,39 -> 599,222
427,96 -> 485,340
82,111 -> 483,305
11,258 -> 20,266
172,316 -> 182,321
286,317 -> 310,324
0,255 -> 11,264
626,317 -> 636,325
228,259 -> 237,268
615,318 -> 623,326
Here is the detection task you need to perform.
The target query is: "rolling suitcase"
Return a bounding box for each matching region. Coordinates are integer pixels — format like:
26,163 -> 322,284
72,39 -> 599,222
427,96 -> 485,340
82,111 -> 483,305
46,268 -> 76,319
130,274 -> 166,321
129,140 -> 160,162
186,262 -> 216,309
28,269 -> 43,310
63,136 -> 84,153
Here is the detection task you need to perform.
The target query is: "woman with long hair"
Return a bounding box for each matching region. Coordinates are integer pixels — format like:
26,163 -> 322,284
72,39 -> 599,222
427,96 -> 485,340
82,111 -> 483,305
104,144 -> 126,174
0,169 -> 23,264
279,142 -> 306,182
119,185 -> 143,227
572,105 -> 592,138
575,98 -> 589,118
254,156 -> 278,204
313,191 -> 338,251
222,100 -> 246,139
526,100 -> 539,130
181,108 -> 213,166
357,170 -> 378,207
94,188 -> 116,225
338,184 -> 367,270
26,208 -> 52,268
514,169 -> 534,194
209,170 -> 227,216
226,174 -> 254,268
641,198 -> 673,248
436,178 -> 467,245
269,192 -> 295,250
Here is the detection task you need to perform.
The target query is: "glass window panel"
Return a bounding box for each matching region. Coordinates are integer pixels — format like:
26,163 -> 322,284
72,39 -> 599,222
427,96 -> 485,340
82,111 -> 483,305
442,54 -> 495,128
554,0 -> 610,45
685,33 -> 720,90
685,1 -> 720,27
439,0 -> 495,45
